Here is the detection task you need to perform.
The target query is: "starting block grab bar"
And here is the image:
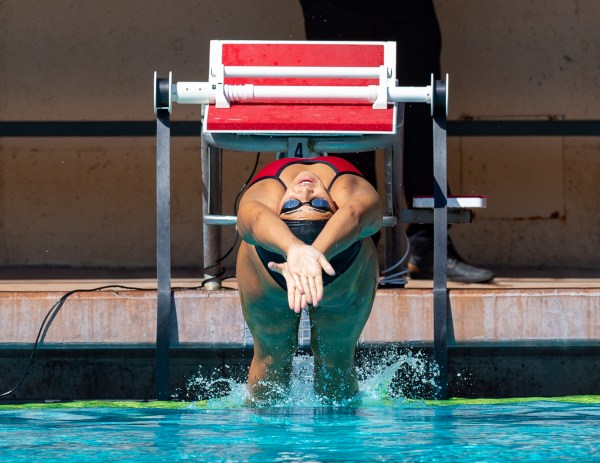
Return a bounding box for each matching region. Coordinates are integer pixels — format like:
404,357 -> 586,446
156,72 -> 447,115
155,40 -> 447,113
173,81 -> 435,109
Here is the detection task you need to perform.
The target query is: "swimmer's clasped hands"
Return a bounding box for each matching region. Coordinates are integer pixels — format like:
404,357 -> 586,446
268,243 -> 335,313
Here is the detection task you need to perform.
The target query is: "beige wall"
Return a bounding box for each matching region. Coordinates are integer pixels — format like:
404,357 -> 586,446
0,0 -> 599,270
436,0 -> 600,268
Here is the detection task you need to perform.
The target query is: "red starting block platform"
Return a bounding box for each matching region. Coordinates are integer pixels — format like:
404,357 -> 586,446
158,40 -> 404,135
204,41 -> 397,134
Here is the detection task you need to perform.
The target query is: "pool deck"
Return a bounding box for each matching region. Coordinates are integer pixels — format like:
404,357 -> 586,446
1,266 -> 600,400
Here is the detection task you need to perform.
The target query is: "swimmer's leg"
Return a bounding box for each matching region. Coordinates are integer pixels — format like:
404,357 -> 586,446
309,245 -> 378,402
243,301 -> 300,403
310,286 -> 376,402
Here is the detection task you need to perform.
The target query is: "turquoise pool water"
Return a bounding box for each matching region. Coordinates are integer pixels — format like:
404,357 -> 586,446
1,400 -> 599,462
2,354 -> 599,462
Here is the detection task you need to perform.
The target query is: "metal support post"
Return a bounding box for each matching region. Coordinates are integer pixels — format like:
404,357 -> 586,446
201,139 -> 223,289
384,106 -> 406,271
432,78 -> 449,400
155,105 -> 172,400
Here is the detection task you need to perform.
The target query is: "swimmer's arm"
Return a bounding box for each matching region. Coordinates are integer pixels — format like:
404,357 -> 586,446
237,184 -> 334,276
237,182 -> 334,311
312,176 -> 382,258
237,184 -> 301,254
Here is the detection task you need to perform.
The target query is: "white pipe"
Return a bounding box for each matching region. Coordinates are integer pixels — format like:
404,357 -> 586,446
174,81 -> 432,106
239,85 -> 379,102
204,215 -> 237,225
173,82 -> 214,104
387,86 -> 432,104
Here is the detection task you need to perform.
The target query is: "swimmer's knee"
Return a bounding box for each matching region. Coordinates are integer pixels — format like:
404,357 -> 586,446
247,354 -> 295,404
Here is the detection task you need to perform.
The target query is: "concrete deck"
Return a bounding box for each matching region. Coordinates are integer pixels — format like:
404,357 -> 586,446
2,266 -> 599,345
1,266 -> 599,400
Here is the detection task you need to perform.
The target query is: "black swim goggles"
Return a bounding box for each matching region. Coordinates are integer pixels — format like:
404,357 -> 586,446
280,197 -> 333,215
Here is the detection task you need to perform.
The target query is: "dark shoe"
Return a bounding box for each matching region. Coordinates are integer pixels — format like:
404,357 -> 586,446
407,226 -> 494,284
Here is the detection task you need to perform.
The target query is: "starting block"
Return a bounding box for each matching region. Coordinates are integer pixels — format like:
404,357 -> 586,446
172,40 -> 427,133
155,40 -> 457,229
153,40 -> 486,399
202,41 -> 398,133
158,40 -> 454,267
154,40 -> 485,286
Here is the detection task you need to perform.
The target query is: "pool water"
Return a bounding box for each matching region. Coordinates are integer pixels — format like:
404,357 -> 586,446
1,354 -> 599,462
1,399 -> 599,462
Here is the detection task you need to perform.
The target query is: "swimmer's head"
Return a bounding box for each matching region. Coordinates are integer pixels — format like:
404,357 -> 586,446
277,171 -> 337,220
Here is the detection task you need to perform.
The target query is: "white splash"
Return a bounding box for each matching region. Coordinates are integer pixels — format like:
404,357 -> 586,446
183,349 -> 440,409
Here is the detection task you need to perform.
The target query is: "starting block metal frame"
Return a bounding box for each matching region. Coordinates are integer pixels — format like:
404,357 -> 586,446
153,40 -> 485,400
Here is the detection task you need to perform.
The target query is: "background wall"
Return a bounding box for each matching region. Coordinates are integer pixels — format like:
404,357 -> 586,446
437,0 -> 600,269
0,0 -> 598,272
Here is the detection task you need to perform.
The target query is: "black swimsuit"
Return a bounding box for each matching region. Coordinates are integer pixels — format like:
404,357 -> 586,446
250,157 -> 364,290
255,220 -> 363,290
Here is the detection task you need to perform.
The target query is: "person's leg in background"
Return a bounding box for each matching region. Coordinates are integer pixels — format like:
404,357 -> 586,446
299,0 -> 494,283
300,0 -> 380,242
300,0 -> 378,185
389,0 -> 494,282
